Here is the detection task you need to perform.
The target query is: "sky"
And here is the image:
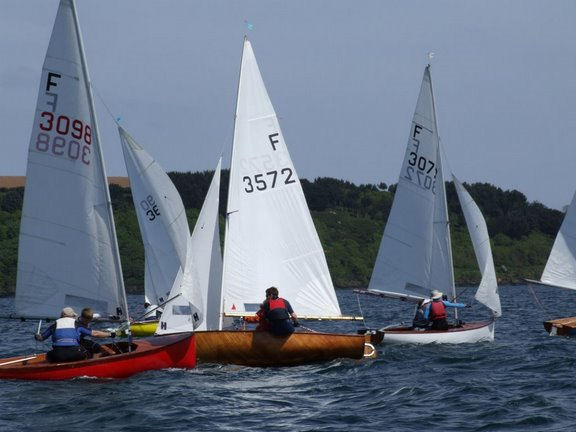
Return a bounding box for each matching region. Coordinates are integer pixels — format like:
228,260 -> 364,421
1,0 -> 575,210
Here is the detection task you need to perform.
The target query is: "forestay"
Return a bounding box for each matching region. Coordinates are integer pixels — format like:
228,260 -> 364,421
157,159 -> 223,334
540,191 -> 576,290
221,39 -> 341,319
452,175 -> 501,316
368,66 -> 440,298
119,126 -> 189,306
15,0 -> 127,320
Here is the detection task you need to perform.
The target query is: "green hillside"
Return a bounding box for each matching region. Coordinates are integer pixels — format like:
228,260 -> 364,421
0,172 -> 563,295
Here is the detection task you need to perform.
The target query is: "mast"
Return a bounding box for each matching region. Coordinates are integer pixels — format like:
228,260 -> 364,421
69,1 -> 129,325
427,65 -> 457,314
219,36 -> 247,330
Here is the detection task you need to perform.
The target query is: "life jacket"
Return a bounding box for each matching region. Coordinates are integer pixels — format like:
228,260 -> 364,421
429,300 -> 447,320
266,298 -> 290,322
52,317 -> 80,347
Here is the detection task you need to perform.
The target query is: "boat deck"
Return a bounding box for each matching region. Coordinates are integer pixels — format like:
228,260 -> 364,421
543,316 -> 576,336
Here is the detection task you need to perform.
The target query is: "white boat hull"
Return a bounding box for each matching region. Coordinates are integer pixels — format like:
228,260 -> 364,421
381,320 -> 495,344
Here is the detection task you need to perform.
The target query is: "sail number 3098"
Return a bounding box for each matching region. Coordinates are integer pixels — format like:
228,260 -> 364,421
243,168 -> 295,193
35,112 -> 92,165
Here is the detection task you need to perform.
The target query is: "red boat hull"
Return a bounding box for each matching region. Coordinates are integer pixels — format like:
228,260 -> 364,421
0,333 -> 195,380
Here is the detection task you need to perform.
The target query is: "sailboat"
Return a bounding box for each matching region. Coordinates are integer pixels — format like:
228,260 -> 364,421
526,192 -> 576,336
192,37 -> 369,366
0,0 -> 195,380
357,65 -> 502,344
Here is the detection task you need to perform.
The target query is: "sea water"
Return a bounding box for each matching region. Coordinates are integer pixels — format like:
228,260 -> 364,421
0,285 -> 574,431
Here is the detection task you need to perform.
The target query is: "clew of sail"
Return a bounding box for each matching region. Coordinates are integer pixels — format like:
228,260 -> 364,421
118,126 -> 189,307
15,0 -> 127,320
221,39 -> 341,319
368,66 -> 440,298
452,175 -> 502,317
540,192 -> 576,290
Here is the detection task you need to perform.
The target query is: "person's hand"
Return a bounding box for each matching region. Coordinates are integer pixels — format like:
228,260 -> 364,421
109,331 -> 116,338
293,320 -> 300,327
34,334 -> 42,341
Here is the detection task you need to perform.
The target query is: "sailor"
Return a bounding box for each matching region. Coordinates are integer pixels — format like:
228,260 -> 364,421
424,290 -> 468,330
76,308 -> 116,357
35,307 -> 115,362
412,298 -> 431,329
261,287 -> 299,336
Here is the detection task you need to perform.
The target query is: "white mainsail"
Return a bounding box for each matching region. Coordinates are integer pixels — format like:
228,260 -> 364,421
119,126 -> 189,307
368,66 -> 440,298
157,159 -> 223,334
452,175 -> 502,317
15,0 -> 128,320
221,38 -> 341,320
539,191 -> 576,290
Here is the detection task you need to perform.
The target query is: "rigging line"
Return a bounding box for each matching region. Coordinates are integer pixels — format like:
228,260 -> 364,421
355,293 -> 367,328
91,82 -> 120,126
528,284 -> 548,315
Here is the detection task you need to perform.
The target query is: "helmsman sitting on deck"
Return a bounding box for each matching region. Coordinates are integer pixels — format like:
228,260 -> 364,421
261,287 -> 299,336
424,290 -> 469,330
34,307 -> 115,363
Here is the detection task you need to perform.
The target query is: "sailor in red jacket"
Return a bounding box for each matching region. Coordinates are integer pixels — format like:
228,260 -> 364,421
424,290 -> 468,330
261,287 -> 299,336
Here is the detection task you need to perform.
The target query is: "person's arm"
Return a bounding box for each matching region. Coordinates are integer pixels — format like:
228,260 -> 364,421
423,303 -> 431,320
285,301 -> 298,323
78,326 -> 115,338
35,324 -> 54,341
443,300 -> 467,308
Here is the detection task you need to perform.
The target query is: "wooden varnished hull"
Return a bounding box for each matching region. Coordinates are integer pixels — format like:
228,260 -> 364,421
0,333 -> 195,380
543,316 -> 576,336
195,330 -> 367,366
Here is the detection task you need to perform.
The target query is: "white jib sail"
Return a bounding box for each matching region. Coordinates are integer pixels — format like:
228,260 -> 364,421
368,66 -> 439,298
118,126 -> 189,307
157,159 -> 223,334
452,175 -> 502,317
15,0 -> 127,320
221,39 -> 341,318
540,191 -> 576,290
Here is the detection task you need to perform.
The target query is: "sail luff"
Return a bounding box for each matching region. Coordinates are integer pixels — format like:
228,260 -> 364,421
69,0 -> 129,322
219,37 -> 247,330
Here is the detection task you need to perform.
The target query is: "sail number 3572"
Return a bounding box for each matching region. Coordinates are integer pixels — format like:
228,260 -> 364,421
35,112 -> 92,165
243,168 -> 295,193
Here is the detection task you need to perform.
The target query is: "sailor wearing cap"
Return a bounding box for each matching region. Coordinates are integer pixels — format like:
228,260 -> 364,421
423,290 -> 469,330
34,307 -> 96,363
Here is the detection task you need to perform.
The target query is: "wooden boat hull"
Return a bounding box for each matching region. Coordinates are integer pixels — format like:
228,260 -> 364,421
379,320 -> 495,344
0,333 -> 195,380
195,330 -> 367,366
543,317 -> 576,336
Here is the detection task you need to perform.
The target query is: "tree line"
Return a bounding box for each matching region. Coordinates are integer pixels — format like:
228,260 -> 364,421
0,171 -> 564,294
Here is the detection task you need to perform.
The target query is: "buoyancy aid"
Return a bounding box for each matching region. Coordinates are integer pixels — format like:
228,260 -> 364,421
266,298 -> 290,322
429,300 -> 447,320
52,317 -> 80,347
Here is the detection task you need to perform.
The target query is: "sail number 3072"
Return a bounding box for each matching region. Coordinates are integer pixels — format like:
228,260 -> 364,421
243,168 -> 295,193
